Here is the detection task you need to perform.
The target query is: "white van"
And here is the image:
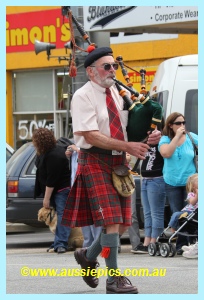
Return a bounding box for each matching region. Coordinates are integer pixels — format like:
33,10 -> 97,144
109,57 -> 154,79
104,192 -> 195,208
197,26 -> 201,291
149,54 -> 198,134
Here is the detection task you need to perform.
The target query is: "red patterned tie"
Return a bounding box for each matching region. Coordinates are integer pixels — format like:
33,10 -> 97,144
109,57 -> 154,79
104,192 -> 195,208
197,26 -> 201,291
106,88 -> 124,141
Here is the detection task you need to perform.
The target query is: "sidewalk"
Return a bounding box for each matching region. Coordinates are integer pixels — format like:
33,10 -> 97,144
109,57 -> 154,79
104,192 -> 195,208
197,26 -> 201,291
6,222 -> 48,233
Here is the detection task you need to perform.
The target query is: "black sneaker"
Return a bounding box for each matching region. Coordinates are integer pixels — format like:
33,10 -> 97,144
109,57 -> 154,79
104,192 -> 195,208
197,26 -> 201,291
131,243 -> 148,254
57,247 -> 67,254
176,249 -> 184,255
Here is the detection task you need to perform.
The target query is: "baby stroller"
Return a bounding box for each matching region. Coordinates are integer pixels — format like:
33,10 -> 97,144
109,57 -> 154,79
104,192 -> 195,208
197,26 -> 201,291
148,208 -> 198,257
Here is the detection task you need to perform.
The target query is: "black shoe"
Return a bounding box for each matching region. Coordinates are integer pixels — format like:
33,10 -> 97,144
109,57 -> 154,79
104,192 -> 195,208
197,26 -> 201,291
57,247 -> 66,254
131,243 -> 148,254
177,249 -> 184,255
74,248 -> 99,288
106,276 -> 138,294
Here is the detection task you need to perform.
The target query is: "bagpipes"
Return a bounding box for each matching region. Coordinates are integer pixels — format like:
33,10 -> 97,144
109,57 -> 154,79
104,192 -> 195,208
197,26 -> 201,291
63,7 -> 163,169
114,77 -> 163,139
114,57 -> 163,170
114,56 -> 163,142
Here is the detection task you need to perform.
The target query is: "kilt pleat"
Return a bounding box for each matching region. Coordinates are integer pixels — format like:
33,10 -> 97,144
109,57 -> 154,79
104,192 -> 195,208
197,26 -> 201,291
61,151 -> 132,227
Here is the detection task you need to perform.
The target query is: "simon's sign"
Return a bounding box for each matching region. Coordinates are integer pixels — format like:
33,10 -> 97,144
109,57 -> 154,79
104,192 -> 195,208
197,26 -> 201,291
6,9 -> 70,53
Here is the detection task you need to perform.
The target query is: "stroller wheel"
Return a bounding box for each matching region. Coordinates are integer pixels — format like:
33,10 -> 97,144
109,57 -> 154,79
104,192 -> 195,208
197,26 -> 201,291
160,243 -> 170,257
169,243 -> 177,257
156,242 -> 161,256
148,243 -> 157,256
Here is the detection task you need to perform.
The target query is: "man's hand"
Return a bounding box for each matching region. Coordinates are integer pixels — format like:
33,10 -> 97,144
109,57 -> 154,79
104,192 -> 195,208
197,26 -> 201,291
147,129 -> 161,145
82,130 -> 149,159
127,142 -> 149,159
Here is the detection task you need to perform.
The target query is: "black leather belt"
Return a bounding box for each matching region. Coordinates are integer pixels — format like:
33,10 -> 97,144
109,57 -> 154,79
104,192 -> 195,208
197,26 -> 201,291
80,147 -> 113,155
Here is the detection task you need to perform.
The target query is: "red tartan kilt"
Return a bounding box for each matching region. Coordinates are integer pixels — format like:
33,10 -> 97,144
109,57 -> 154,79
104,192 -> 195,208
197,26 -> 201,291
62,151 -> 132,228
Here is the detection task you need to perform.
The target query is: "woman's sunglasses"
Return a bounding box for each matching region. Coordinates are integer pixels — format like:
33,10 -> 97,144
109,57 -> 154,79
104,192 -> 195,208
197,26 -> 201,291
172,121 -> 186,125
90,63 -> 119,71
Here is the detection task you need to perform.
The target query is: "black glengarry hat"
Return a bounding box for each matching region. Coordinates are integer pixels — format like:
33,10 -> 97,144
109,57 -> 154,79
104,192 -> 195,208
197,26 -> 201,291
84,47 -> 113,68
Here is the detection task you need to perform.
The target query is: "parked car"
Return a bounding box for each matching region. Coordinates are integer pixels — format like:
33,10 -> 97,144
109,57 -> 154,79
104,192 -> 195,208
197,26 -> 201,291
6,142 -> 44,227
6,142 -> 146,228
6,143 -> 14,162
6,141 -> 85,247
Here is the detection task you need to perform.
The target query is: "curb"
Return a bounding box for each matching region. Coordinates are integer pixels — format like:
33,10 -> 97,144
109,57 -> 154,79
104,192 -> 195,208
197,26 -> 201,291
6,222 -> 48,233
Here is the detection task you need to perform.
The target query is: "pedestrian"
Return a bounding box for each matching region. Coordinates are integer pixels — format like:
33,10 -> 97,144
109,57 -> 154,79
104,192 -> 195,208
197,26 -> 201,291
81,225 -> 102,248
158,112 -> 198,253
124,153 -> 141,253
158,112 -> 198,212
33,128 -> 72,254
62,47 -> 161,294
132,125 -> 166,253
128,188 -> 141,253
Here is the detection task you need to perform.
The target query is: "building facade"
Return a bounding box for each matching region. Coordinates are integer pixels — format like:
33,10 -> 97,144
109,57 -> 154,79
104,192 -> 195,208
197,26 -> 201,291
6,6 -> 198,149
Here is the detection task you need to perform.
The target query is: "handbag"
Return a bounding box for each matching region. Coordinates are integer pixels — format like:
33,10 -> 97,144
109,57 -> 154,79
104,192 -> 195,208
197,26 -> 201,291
187,132 -> 198,172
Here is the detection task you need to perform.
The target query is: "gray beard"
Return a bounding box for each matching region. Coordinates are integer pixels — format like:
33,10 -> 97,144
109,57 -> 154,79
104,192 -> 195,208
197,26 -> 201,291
92,69 -> 114,88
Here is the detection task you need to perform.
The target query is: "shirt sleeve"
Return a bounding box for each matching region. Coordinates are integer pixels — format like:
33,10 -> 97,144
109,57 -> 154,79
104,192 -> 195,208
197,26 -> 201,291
187,192 -> 195,200
158,135 -> 170,151
71,91 -> 99,135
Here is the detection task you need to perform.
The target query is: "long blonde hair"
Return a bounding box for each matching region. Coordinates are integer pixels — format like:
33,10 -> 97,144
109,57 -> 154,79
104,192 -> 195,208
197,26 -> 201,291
186,173 -> 198,194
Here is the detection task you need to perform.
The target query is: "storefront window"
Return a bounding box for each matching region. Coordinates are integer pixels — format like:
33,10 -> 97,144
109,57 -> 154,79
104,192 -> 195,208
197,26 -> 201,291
13,71 -> 54,112
56,70 -> 72,111
12,69 -> 73,149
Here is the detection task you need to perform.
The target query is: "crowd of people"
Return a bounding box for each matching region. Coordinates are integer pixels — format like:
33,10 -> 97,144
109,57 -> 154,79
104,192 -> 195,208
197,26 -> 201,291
33,46 -> 198,294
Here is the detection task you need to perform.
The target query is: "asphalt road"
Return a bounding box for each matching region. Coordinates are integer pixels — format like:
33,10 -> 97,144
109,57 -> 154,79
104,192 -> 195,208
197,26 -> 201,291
6,228 -> 199,295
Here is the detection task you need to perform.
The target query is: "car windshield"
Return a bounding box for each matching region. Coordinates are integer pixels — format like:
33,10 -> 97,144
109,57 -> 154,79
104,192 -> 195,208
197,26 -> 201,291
6,142 -> 34,174
6,149 -> 13,162
151,90 -> 169,120
6,143 -> 14,162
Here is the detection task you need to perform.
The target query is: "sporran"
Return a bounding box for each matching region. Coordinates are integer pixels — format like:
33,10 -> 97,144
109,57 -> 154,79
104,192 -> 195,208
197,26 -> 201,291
112,165 -> 135,197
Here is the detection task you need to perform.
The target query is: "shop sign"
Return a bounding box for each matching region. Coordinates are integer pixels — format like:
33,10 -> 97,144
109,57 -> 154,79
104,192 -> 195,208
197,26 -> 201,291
6,8 -> 70,53
84,6 -> 198,32
128,69 -> 156,92
18,119 -> 54,140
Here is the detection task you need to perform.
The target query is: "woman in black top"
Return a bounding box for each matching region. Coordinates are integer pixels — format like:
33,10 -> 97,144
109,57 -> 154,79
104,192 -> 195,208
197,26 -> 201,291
131,124 -> 166,254
33,128 -> 71,254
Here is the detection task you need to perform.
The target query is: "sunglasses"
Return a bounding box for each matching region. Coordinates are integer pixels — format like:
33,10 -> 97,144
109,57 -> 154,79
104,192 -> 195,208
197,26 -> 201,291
172,121 -> 186,125
90,63 -> 119,71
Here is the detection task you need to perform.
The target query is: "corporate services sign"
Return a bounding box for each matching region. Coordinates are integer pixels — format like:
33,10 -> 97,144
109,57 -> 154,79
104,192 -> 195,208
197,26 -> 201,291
83,6 -> 198,32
